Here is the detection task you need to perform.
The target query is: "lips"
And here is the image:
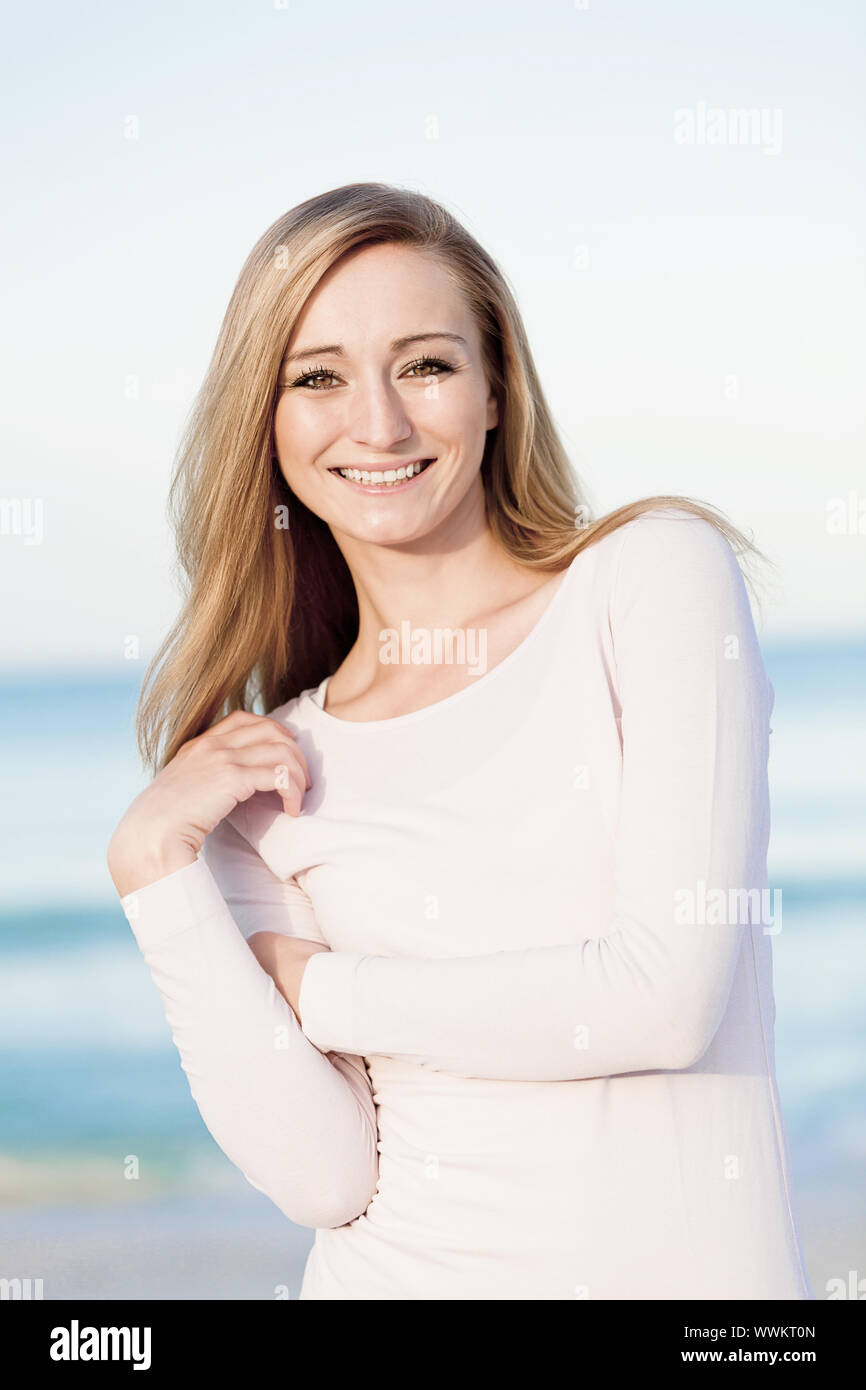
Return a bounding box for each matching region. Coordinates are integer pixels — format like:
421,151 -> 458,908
328,458 -> 436,488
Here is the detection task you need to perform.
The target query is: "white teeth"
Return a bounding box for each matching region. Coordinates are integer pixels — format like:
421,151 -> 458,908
335,460 -> 432,486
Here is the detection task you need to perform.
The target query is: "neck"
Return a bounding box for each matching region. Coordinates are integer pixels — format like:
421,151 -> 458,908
329,491 -> 534,686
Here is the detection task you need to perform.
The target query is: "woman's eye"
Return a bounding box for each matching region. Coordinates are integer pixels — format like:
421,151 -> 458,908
292,367 -> 339,390
404,356 -> 453,378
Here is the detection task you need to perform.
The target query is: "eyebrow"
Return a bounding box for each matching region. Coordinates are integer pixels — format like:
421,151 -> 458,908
282,331 -> 468,366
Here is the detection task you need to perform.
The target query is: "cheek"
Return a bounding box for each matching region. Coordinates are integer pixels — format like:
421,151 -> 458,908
273,400 -> 338,467
416,382 -> 489,439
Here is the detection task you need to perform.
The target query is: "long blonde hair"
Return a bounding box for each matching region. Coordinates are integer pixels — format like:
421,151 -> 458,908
138,182 -> 774,772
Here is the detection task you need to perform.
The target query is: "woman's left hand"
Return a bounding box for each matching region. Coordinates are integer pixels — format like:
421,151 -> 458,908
247,932 -> 330,1027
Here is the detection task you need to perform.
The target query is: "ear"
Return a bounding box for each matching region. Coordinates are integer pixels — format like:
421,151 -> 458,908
486,390 -> 499,431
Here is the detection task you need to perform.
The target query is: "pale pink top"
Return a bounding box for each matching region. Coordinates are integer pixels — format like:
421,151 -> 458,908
120,507 -> 814,1300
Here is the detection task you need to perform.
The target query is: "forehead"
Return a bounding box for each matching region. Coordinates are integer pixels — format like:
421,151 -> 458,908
287,243 -> 477,348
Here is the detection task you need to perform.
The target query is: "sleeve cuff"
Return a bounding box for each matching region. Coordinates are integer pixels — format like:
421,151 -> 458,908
299,949 -> 369,1056
119,856 -> 231,953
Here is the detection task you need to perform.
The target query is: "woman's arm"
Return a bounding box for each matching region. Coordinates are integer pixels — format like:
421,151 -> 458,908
297,512 -> 774,1082
122,815 -> 379,1228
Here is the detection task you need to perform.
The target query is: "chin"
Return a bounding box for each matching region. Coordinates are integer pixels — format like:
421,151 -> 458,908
331,512 -> 438,547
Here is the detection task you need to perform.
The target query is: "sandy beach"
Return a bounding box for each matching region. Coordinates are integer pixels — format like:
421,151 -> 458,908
0,1169 -> 861,1300
0,1185 -> 315,1301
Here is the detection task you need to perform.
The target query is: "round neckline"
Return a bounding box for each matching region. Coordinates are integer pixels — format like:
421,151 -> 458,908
305,548 -> 585,732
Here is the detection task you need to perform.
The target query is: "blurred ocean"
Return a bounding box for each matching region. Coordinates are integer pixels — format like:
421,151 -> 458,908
0,645 -> 863,1298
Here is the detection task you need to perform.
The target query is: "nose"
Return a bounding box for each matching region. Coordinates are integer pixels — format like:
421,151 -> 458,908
345,370 -> 414,452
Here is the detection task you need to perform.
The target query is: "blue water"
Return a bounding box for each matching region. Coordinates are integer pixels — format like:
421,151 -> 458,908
0,647 -> 863,1197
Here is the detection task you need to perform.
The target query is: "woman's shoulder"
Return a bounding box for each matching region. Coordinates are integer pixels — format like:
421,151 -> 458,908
611,501 -> 731,548
605,504 -> 743,590
574,504 -> 740,617
600,505 -> 757,648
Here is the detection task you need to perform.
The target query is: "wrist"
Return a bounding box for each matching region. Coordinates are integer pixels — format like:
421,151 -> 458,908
107,831 -> 197,898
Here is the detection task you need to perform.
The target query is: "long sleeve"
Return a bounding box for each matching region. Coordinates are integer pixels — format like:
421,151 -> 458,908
120,814 -> 379,1228
298,513 -> 775,1082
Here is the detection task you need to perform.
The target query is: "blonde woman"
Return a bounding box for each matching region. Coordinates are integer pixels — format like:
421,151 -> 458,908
107,183 -> 812,1301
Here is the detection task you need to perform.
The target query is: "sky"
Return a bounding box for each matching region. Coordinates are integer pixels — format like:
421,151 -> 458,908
1,0 -> 864,672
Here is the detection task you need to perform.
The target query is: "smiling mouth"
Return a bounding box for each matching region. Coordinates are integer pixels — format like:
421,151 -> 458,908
328,458 -> 436,489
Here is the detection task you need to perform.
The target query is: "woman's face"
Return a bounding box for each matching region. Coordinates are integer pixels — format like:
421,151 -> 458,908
272,242 -> 499,550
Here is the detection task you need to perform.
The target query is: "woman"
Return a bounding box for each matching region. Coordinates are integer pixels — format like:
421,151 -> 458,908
107,182 -> 813,1301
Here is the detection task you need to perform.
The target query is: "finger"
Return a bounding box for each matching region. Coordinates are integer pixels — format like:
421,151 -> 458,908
225,759 -> 306,816
206,709 -> 270,736
180,711 -> 290,758
207,735 -> 303,779
270,758 -> 307,806
238,738 -> 312,790
206,725 -> 310,788
287,742 -> 311,788
224,744 -> 307,774
207,716 -> 298,746
225,747 -> 309,808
